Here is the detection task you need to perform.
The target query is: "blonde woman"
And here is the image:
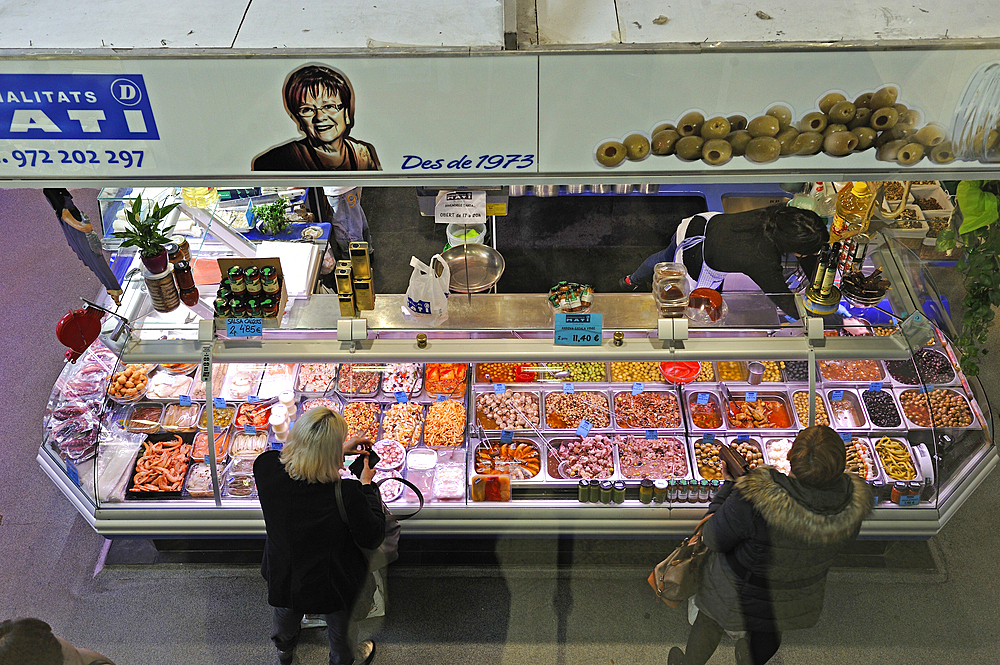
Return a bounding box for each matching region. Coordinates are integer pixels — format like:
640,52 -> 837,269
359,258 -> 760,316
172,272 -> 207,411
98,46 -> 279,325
254,407 -> 385,665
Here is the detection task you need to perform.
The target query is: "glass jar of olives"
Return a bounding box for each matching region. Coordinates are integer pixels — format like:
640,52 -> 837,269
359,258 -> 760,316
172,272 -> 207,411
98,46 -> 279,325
951,62 -> 1000,163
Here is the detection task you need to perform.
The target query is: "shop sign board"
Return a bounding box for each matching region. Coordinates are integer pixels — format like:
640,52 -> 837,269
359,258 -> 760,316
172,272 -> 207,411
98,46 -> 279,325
435,190 -> 487,224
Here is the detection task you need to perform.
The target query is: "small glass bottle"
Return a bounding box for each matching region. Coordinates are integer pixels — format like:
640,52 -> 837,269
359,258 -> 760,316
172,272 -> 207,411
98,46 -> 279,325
612,480 -> 626,504
589,479 -> 601,503
907,481 -> 924,504
229,298 -> 247,318
213,297 -> 229,318
244,266 -> 262,295
578,479 -> 591,503
261,265 -> 281,295
654,479 -> 669,503
891,481 -> 908,504
710,479 -> 721,498
260,298 -> 279,318
665,479 -> 677,503
698,480 -> 710,502
227,266 -> 246,294
639,479 -> 654,504
676,480 -> 689,503
599,481 -> 613,504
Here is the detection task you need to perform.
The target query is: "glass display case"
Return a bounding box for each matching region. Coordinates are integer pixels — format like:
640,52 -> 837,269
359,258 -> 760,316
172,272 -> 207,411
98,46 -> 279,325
37,217 -> 996,538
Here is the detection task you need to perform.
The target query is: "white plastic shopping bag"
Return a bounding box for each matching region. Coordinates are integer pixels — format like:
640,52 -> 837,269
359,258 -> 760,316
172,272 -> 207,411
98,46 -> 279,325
403,255 -> 450,326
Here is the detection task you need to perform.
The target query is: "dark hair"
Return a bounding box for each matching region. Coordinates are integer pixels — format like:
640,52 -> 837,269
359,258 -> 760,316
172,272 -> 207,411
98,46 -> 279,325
0,618 -> 63,665
282,65 -> 355,134
788,425 -> 847,486
760,205 -> 828,255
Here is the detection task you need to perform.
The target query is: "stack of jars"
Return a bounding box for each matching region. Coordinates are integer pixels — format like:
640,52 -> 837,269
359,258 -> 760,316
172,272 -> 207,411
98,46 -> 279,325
652,262 -> 689,317
213,264 -> 282,319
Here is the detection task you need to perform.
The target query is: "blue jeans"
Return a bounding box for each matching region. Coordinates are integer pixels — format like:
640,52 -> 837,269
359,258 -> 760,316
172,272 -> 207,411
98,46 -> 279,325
628,239 -> 678,285
271,607 -> 357,665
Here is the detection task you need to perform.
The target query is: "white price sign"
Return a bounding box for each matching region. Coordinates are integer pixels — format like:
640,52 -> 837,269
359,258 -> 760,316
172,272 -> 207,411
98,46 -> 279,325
434,190 -> 487,224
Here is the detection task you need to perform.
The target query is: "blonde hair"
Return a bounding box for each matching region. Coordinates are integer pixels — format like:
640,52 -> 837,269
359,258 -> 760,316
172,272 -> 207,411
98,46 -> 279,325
280,407 -> 347,483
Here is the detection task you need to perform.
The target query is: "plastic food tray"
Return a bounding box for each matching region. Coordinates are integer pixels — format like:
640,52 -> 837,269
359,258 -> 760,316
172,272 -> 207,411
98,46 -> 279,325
545,435 -> 618,481
125,402 -> 164,434
611,388 -> 683,430
790,389 -> 832,429
336,363 -> 383,397
144,370 -> 197,401
294,362 -> 339,394
190,428 -> 231,463
470,437 -> 546,482
197,403 -> 236,430
381,363 -> 425,397
342,400 -> 383,441
684,388 -> 726,431
160,402 -> 203,432
255,363 -> 298,399
298,396 -> 343,414
895,387 -> 980,430
869,434 -> 923,483
379,400 -> 426,448
724,389 -> 795,431
910,184 -> 954,213
219,363 -> 264,402
124,432 -> 194,499
613,432 -> 692,481
182,461 -> 227,498
473,389 -> 542,431
825,388 -> 869,430
422,398 -> 468,448
541,389 -> 613,430
223,473 -> 257,498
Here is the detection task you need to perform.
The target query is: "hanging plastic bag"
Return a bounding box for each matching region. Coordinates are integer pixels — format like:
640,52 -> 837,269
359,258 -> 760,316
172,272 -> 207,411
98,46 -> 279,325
403,255 -> 450,326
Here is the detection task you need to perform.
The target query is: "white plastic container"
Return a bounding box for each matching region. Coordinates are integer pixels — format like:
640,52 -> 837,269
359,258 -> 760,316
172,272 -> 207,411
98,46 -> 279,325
445,223 -> 487,246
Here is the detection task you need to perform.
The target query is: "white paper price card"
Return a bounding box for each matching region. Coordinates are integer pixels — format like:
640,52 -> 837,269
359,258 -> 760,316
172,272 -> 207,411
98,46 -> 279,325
554,313 -> 603,346
434,190 -> 486,224
227,318 -> 263,338
575,420 -> 592,437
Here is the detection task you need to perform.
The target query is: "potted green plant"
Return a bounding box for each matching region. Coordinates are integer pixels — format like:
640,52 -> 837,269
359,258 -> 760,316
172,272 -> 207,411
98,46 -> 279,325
113,194 -> 180,273
252,199 -> 291,236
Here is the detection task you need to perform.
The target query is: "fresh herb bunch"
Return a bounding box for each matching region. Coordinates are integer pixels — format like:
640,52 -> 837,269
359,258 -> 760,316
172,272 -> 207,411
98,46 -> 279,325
253,200 -> 290,235
112,194 -> 180,258
936,180 -> 1000,377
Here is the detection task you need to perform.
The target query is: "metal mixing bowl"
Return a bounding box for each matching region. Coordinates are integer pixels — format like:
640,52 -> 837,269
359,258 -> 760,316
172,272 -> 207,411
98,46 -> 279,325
440,244 -> 506,293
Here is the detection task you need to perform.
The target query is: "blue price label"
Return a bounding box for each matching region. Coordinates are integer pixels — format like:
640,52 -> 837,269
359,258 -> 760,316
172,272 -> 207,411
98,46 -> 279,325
248,395 -> 258,403
900,494 -> 920,506
645,429 -> 657,440
832,390 -> 844,402
841,432 -> 851,442
65,459 -> 80,486
226,317 -> 263,338
576,420 -> 592,437
244,424 -> 256,435
869,382 -> 883,392
213,425 -> 223,433
703,432 -> 715,443
697,393 -> 709,405
554,312 -> 603,346
494,383 -> 507,394
562,382 -> 574,394
394,391 -> 408,403
745,391 -> 757,403
436,394 -> 447,402
179,395 -> 192,406
204,455 -> 210,464
737,434 -> 749,442
213,397 -> 226,409
500,430 -> 514,443
632,382 -> 644,395
919,384 -> 933,393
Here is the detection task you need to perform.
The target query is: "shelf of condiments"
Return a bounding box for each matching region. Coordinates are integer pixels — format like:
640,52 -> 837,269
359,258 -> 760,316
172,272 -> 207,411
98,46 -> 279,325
211,264 -> 283,319
45,339 -> 984,507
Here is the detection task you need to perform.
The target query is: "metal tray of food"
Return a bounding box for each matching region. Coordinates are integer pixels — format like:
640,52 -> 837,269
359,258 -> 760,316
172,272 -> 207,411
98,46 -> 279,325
341,400 -> 383,441
790,389 -> 832,428
294,362 -> 339,394
473,388 -> 542,431
613,431 -> 691,480
844,435 -> 883,482
543,361 -> 609,383
778,360 -> 817,383
471,436 -> 545,482
689,434 -> 766,481
825,388 -> 869,430
724,389 -> 795,430
895,387 -> 979,430
684,388 -> 726,431
541,389 -> 613,430
380,400 -> 426,448
474,362 -> 545,385
380,363 -> 424,397
883,347 -> 959,387
870,434 -> 923,483
423,363 -> 470,398
612,387 -> 683,430
608,362 -> 665,384
422,397 -> 469,448
714,361 -> 749,382
545,434 -> 618,481
298,395 -> 343,414
817,359 -> 886,384
762,434 -> 797,476
858,387 -> 907,430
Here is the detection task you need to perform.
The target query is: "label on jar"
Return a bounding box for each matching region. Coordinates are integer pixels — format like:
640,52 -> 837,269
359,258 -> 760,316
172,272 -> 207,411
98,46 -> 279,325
394,391 -> 408,403
179,395 -> 192,406
494,383 -> 507,394
576,420 -> 592,437
500,429 -> 514,443
831,390 -> 844,402
632,382 -> 644,395
869,382 -> 883,392
697,393 -> 710,405
746,391 -> 757,403
645,429 -> 657,440
899,494 -> 920,506
213,397 -> 226,409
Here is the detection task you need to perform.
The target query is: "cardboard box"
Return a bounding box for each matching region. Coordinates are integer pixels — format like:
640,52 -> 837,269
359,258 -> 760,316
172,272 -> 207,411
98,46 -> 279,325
216,257 -> 287,329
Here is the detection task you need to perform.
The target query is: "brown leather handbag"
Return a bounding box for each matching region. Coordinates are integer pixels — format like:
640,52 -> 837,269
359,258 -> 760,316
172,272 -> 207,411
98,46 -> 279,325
648,514 -> 712,608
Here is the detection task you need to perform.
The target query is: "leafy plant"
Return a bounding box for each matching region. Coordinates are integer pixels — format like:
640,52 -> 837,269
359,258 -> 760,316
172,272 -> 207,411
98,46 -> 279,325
253,200 -> 290,235
112,194 -> 180,258
936,180 -> 1000,377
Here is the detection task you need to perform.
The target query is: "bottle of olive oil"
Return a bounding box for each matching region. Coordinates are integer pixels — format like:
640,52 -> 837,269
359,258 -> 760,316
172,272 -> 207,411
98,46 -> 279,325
831,182 -> 874,241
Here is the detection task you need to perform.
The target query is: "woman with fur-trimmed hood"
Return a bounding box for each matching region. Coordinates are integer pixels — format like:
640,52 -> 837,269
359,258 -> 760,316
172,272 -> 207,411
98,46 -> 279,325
668,426 -> 873,665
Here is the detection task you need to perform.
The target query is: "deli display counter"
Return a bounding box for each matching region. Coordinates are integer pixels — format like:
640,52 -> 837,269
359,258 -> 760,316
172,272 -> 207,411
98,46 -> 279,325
37,211 -> 996,538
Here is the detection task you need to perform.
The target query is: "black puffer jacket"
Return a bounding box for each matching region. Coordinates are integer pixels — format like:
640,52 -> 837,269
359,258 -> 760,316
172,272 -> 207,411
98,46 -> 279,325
696,467 -> 872,632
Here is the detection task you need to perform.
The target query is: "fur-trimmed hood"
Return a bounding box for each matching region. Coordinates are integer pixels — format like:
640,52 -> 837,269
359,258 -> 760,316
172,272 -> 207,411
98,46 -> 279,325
735,467 -> 873,547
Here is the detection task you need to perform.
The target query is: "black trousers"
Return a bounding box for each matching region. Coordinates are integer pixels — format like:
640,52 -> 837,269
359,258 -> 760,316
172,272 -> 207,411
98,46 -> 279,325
684,609 -> 781,665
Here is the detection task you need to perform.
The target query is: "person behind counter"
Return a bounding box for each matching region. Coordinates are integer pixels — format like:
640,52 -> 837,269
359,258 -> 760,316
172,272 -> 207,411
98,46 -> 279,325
0,618 -> 115,665
661,426 -> 872,665
619,205 -> 827,318
254,407 -> 385,665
